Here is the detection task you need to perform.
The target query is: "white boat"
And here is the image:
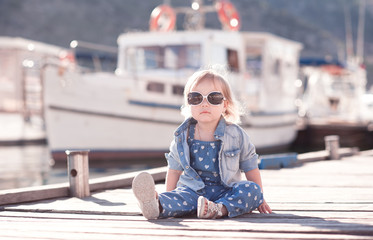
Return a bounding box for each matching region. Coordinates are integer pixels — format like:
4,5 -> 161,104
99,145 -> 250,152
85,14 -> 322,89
0,37 -> 67,145
295,58 -> 373,150
42,1 -> 303,161
294,0 -> 373,151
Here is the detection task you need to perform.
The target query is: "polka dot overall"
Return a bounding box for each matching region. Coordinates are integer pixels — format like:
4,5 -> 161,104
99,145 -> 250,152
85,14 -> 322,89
158,124 -> 263,218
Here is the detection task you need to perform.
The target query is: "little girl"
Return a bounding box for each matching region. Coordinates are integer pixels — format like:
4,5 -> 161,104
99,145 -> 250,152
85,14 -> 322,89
132,69 -> 272,219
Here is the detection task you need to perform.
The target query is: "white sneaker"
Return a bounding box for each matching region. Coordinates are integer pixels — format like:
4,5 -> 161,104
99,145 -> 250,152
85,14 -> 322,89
132,172 -> 159,219
197,196 -> 223,219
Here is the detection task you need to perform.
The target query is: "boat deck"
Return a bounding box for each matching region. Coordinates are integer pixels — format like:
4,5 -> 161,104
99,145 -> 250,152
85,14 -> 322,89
1,150 -> 373,239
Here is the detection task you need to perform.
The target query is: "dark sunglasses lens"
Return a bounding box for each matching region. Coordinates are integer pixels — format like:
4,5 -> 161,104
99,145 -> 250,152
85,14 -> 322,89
208,92 -> 224,105
188,92 -> 203,105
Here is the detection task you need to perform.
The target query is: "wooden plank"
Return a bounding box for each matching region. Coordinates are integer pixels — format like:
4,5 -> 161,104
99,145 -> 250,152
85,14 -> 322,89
269,203 -> 373,212
0,147 -> 363,206
0,225 -> 371,240
1,210 -> 373,223
2,185 -> 372,238
296,147 -> 358,164
1,152 -> 373,239
258,148 -> 358,169
0,213 -> 372,237
3,186 -> 373,213
0,166 -> 167,206
261,155 -> 373,188
89,166 -> 167,192
3,154 -> 373,213
0,183 -> 69,206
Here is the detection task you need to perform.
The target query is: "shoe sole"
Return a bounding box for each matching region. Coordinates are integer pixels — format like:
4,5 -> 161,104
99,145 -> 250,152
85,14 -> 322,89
132,172 -> 159,219
197,196 -> 208,219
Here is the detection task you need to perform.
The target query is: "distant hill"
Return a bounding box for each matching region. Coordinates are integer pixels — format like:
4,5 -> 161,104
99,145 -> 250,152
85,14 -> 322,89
0,0 -> 372,88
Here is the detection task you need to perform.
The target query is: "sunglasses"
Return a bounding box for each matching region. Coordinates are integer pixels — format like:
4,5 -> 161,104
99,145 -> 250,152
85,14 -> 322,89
187,91 -> 226,106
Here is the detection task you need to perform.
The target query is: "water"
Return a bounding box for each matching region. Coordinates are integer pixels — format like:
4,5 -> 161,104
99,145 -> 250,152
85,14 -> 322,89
0,145 -> 51,190
0,144 -> 166,191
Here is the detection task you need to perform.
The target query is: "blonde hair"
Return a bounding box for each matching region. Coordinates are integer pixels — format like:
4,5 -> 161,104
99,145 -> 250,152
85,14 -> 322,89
181,69 -> 241,124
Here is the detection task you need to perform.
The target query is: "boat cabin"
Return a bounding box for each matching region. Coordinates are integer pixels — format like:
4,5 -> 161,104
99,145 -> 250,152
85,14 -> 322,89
115,30 -> 302,114
298,58 -> 368,122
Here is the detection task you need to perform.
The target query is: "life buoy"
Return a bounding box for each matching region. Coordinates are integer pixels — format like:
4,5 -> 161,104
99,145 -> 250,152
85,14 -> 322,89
59,50 -> 75,64
58,50 -> 76,75
149,5 -> 176,32
215,0 -> 241,31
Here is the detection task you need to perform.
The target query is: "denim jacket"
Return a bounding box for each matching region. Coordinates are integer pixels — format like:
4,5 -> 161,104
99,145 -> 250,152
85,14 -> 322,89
165,117 -> 259,192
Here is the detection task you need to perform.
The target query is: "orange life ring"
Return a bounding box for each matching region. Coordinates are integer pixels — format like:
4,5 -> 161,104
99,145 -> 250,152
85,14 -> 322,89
149,5 -> 176,32
216,0 -> 241,31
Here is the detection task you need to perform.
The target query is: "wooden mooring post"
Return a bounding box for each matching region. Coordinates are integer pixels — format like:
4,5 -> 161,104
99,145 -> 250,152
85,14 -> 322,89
65,150 -> 90,198
324,135 -> 340,160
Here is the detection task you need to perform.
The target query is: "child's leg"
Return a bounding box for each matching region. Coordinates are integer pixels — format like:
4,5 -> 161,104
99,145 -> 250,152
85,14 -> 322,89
158,186 -> 199,218
215,181 -> 263,218
132,172 -> 159,219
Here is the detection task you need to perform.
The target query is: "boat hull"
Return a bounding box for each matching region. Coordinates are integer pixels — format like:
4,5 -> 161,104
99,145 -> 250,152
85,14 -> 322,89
45,103 -> 297,161
293,120 -> 373,152
0,112 -> 46,145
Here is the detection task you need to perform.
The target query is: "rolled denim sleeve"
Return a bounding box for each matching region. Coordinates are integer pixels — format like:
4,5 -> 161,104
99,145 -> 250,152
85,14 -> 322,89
238,130 -> 259,172
165,139 -> 183,171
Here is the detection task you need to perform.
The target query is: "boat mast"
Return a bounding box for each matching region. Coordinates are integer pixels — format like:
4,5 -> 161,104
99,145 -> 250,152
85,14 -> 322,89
356,0 -> 366,65
344,0 -> 366,66
344,1 -> 354,64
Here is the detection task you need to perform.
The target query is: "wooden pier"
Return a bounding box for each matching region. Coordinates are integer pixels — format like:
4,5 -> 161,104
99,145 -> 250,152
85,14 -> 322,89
0,149 -> 373,239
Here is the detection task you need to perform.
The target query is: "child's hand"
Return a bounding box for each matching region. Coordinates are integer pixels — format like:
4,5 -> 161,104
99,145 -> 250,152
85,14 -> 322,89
258,199 -> 272,214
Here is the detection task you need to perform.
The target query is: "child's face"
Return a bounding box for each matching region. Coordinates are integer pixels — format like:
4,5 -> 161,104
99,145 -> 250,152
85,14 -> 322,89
189,78 -> 227,125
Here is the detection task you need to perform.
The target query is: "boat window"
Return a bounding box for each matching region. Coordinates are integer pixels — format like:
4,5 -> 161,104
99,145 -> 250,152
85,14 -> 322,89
127,47 -> 163,71
172,85 -> 184,96
273,59 -> 281,75
70,41 -> 117,73
164,46 -> 179,69
143,47 -> 163,69
147,81 -> 165,93
75,51 -> 117,72
185,45 -> 201,69
227,49 -> 239,72
245,46 -> 262,77
331,81 -> 355,94
127,45 -> 201,71
246,56 -> 262,77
